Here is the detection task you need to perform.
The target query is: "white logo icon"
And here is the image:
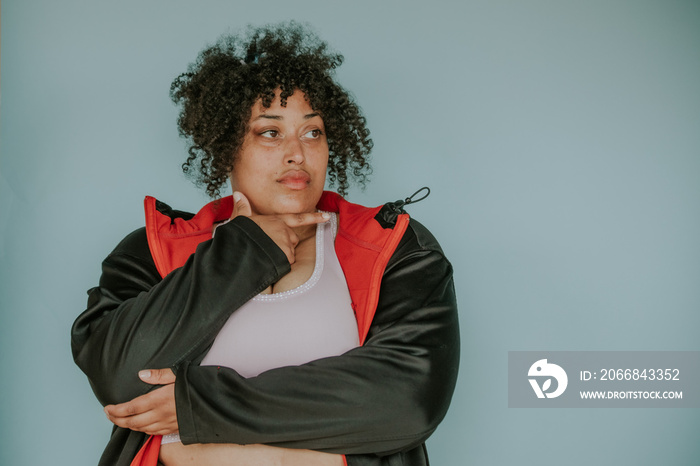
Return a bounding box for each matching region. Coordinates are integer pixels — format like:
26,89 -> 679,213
528,359 -> 568,399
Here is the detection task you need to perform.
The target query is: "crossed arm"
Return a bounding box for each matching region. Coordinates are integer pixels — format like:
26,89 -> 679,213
73,202 -> 459,458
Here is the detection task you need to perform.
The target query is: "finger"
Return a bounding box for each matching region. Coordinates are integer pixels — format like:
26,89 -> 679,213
139,423 -> 179,436
104,382 -> 177,436
139,419 -> 179,436
273,241 -> 295,265
231,191 -> 252,219
105,397 -> 149,419
280,211 -> 330,228
106,405 -> 158,429
288,229 -> 299,248
139,368 -> 176,385
104,385 -> 171,418
107,408 -> 177,435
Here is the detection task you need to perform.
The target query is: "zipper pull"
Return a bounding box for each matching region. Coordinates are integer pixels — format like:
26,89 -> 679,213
389,187 -> 431,213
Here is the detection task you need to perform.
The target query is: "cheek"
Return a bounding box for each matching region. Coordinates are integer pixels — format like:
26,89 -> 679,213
232,153 -> 271,184
313,146 -> 330,174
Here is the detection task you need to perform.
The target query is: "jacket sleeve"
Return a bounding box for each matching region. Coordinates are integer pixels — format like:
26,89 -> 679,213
71,217 -> 290,406
174,221 -> 460,456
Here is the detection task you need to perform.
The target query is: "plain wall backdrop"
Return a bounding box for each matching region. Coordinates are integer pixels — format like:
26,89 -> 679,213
1,1 -> 699,464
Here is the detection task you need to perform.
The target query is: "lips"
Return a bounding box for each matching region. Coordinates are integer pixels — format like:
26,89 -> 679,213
277,170 -> 311,190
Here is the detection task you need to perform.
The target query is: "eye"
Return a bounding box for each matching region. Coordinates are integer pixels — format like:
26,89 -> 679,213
260,130 -> 279,138
303,129 -> 323,139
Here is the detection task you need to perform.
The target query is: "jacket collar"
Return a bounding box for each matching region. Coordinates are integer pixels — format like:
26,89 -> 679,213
144,190 -> 410,344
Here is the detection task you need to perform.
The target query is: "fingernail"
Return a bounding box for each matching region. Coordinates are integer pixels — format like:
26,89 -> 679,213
233,192 -> 242,202
321,212 -> 331,220
138,370 -> 151,380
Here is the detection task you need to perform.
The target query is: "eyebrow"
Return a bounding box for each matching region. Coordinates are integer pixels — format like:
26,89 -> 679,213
253,112 -> 321,121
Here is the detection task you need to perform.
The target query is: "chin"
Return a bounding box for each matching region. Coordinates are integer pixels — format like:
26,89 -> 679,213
275,192 -> 321,214
250,194 -> 317,216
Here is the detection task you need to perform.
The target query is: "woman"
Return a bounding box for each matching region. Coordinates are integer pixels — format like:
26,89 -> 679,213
72,22 -> 459,466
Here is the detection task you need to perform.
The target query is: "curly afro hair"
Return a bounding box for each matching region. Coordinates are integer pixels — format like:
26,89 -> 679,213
170,21 -> 373,198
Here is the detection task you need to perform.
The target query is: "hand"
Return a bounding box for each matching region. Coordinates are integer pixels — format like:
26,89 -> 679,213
104,368 -> 178,436
231,191 -> 329,264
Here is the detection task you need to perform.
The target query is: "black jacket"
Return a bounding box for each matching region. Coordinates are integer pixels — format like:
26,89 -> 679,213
71,194 -> 460,465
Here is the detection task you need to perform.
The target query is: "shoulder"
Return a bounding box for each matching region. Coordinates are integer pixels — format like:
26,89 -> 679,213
110,227 -> 151,260
393,216 -> 446,256
101,227 -> 159,280
404,217 -> 444,253
89,226 -> 161,302
338,194 -> 449,268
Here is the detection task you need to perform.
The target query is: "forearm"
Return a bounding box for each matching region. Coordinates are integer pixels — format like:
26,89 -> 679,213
175,248 -> 460,455
71,217 -> 290,406
159,442 -> 344,466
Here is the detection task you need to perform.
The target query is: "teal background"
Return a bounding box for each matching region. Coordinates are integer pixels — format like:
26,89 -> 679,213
1,1 -> 699,464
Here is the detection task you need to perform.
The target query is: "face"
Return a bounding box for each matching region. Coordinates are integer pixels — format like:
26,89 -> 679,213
230,90 -> 329,215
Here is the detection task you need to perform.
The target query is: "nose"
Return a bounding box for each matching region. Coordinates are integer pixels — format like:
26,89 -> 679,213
284,137 -> 305,165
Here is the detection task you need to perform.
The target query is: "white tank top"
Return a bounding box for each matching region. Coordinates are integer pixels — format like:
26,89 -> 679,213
162,212 -> 358,445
